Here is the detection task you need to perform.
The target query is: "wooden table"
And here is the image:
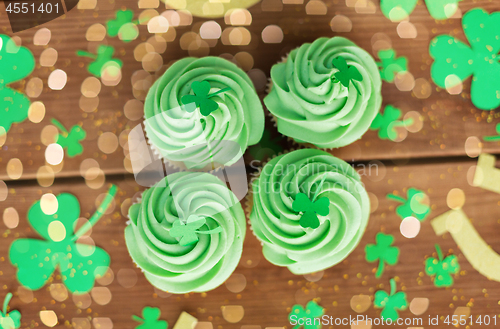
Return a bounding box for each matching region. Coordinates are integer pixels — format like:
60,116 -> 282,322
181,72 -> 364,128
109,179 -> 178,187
2,0 -> 500,328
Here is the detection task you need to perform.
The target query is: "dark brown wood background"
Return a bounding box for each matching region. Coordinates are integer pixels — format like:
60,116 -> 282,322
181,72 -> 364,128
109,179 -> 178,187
1,0 -> 500,328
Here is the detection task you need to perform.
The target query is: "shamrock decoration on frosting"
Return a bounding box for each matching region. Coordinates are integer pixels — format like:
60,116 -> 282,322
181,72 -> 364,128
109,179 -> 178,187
77,45 -> 123,78
387,188 -> 430,221
374,278 -> 408,321
132,307 -> 168,329
430,8 -> 500,110
331,56 -> 363,95
169,215 -> 223,246
288,300 -> 324,329
0,34 -> 35,135
377,49 -> 408,83
51,119 -> 86,157
370,105 -> 413,141
9,185 -> 117,294
0,293 -> 21,329
381,0 -> 461,22
292,174 -> 330,229
483,123 -> 500,142
425,244 -> 460,288
106,9 -> 139,42
181,81 -> 230,116
365,232 -> 400,278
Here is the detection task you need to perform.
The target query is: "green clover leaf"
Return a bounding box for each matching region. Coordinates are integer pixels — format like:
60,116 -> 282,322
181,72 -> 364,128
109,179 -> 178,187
181,81 -> 230,116
248,130 -> 284,161
292,173 -> 330,230
0,34 -> 35,135
483,123 -> 500,142
387,188 -> 430,221
106,9 -> 139,42
365,233 -> 400,278
381,0 -> 461,21
370,105 -> 413,141
430,8 -> 500,110
76,45 -> 123,78
331,56 -> 363,95
377,49 -> 408,83
51,119 -> 86,157
425,244 -> 460,288
169,215 -> 222,246
132,307 -> 168,329
289,300 -> 324,329
9,185 -> 117,294
374,278 -> 408,321
0,293 -> 21,329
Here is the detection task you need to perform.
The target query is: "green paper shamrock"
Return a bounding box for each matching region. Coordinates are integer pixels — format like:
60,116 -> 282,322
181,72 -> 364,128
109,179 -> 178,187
9,185 -> 117,294
365,233 -> 400,278
0,293 -> 21,329
387,188 -> 430,221
76,45 -> 123,78
483,123 -> 500,142
248,130 -> 284,161
181,81 -> 230,116
377,49 -> 408,83
425,244 -> 460,287
51,119 -> 86,157
370,105 -> 413,141
132,307 -> 168,329
292,173 -> 330,229
381,0 -> 461,21
331,56 -> 363,95
430,8 -> 500,110
0,34 -> 35,135
169,215 -> 222,246
289,300 -> 324,329
374,278 -> 408,321
106,9 -> 139,42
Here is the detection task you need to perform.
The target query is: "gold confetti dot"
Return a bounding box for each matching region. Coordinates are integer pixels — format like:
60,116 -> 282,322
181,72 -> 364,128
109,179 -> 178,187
447,188 -> 465,210
26,77 -> 43,98
79,95 -> 99,113
7,158 -> 23,180
464,136 -> 482,158
261,25 -> 283,44
40,310 -> 58,327
98,132 -> 119,154
3,207 -> 19,229
225,273 -> 247,293
117,268 -> 138,288
28,101 -> 46,123
40,48 -> 58,67
49,283 -> 69,302
0,180 -> 7,201
41,193 -> 58,215
81,77 -> 101,97
350,294 -> 371,313
45,143 -> 64,165
91,287 -> 112,305
410,297 -> 429,315
92,318 -> 113,329
86,23 -> 107,41
48,69 -> 67,90
221,305 -> 244,323
33,28 -> 51,45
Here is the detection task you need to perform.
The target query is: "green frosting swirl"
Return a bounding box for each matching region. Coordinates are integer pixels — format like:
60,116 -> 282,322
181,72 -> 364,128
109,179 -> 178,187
264,37 -> 382,148
124,172 -> 246,293
249,149 -> 370,274
144,56 -> 264,168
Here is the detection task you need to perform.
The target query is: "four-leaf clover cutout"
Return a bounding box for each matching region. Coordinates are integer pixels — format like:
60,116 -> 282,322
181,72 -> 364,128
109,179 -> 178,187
0,293 -> 21,329
292,174 -> 330,229
181,81 -> 230,116
77,45 -> 123,78
374,278 -> 408,321
425,244 -> 460,287
370,105 -> 413,141
289,300 -> 324,329
0,34 -> 35,135
9,185 -> 116,293
51,119 -> 87,157
430,8 -> 500,110
331,56 -> 363,95
365,232 -> 400,278
106,9 -> 139,42
381,0 -> 461,22
377,49 -> 408,83
169,215 -> 222,246
132,307 -> 167,329
387,188 -> 430,221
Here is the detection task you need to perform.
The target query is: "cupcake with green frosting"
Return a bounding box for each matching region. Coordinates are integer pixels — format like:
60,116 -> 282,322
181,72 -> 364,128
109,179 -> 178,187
249,149 -> 370,274
264,37 -> 382,149
124,172 -> 246,293
143,56 -> 264,169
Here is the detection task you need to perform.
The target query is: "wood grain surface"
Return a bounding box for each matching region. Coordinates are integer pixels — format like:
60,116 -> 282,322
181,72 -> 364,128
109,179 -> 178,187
1,0 -> 500,328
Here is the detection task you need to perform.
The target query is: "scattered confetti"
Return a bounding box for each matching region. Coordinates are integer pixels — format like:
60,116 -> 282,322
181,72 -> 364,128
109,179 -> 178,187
77,45 -> 123,78
169,215 -> 223,246
331,56 -> 363,94
386,188 -> 430,221
51,118 -> 87,157
292,174 -> 330,229
365,232 -> 400,278
107,9 -> 140,42
181,80 -> 230,116
0,293 -> 21,329
377,49 -> 407,83
288,300 -> 324,329
370,105 -> 412,141
373,278 -> 408,321
132,307 -> 167,329
425,244 -> 460,287
381,0 -> 460,21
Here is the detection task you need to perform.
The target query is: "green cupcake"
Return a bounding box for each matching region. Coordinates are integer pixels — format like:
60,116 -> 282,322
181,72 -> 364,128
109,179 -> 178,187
249,149 -> 370,274
264,37 -> 382,148
124,172 -> 246,293
143,56 -> 264,169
